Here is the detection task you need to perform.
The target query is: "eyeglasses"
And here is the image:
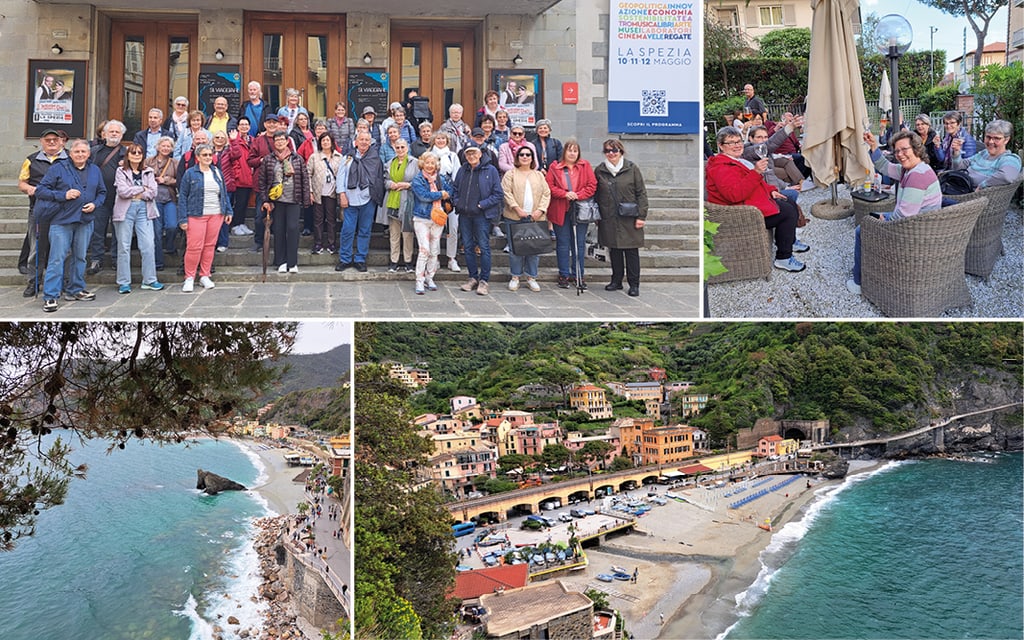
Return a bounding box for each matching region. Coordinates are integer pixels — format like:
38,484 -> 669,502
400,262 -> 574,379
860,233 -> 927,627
511,131 -> 525,137
984,135 -> 1005,142
603,147 -> 622,154
198,152 -> 214,157
719,140 -> 742,147
892,145 -> 913,155
517,152 -> 533,158
128,150 -> 143,155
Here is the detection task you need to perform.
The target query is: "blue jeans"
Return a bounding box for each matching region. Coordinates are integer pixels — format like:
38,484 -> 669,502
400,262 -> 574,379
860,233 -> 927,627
460,214 -> 492,282
509,252 -> 539,278
155,201 -> 177,267
852,213 -> 891,284
780,188 -> 799,204
338,201 -> 375,264
45,220 -> 93,299
114,201 -> 157,286
553,220 -> 589,278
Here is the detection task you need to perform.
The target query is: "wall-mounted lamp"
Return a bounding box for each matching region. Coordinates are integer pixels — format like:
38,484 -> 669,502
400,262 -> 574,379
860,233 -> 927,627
214,48 -> 225,61
362,52 -> 373,65
512,54 -> 523,66
51,43 -> 63,55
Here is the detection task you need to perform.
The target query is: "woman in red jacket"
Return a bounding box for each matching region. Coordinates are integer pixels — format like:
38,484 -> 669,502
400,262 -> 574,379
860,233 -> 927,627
226,117 -> 256,237
546,139 -> 597,289
706,126 -> 807,272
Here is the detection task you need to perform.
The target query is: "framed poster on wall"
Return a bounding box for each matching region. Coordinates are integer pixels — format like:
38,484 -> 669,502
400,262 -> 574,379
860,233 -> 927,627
26,59 -> 88,139
491,69 -> 543,128
198,65 -> 242,116
347,70 -> 389,119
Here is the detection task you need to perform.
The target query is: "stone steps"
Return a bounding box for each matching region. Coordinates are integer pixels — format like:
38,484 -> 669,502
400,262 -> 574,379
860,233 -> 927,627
0,183 -> 700,284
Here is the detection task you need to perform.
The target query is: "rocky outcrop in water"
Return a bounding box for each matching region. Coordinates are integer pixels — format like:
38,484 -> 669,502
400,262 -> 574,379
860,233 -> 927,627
196,469 -> 247,495
819,456 -> 850,479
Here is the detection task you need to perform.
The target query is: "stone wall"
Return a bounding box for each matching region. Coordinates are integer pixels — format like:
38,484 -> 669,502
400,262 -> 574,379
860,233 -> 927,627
282,544 -> 347,631
491,605 -> 593,640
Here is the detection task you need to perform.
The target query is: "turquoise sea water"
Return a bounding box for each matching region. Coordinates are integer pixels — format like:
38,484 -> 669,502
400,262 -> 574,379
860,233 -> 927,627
0,436 -> 270,640
724,453 -> 1024,640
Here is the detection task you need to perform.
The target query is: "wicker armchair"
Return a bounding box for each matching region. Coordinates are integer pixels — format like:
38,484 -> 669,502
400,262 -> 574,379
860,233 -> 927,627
704,202 -> 772,284
861,196 -> 987,317
947,178 -> 1022,280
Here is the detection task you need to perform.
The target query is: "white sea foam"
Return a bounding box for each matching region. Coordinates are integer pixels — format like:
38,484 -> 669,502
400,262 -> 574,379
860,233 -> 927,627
723,460 -> 909,636
176,594 -> 216,640
227,439 -> 276,517
196,521 -> 268,640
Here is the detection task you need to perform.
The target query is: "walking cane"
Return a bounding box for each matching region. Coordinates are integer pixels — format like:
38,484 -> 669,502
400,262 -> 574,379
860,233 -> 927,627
570,208 -> 584,296
33,222 -> 39,298
261,208 -> 272,283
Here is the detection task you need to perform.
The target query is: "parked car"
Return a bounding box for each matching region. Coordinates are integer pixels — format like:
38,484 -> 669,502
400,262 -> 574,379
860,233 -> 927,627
570,508 -> 586,518
557,512 -> 573,523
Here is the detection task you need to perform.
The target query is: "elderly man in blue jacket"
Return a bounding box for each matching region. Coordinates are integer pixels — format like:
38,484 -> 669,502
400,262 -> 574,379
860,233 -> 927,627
33,139 -> 106,312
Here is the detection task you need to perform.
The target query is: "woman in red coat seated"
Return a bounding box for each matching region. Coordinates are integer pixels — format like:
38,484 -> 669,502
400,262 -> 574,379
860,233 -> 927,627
706,126 -> 808,273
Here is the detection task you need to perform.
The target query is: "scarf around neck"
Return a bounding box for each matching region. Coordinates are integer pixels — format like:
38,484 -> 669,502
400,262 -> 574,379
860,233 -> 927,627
604,157 -> 625,175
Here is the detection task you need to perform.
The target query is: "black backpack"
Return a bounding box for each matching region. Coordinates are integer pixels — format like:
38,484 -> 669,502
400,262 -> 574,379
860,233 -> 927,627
939,169 -> 974,195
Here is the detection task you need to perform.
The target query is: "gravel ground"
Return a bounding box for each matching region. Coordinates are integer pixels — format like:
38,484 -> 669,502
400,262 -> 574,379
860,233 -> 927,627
707,183 -> 1023,318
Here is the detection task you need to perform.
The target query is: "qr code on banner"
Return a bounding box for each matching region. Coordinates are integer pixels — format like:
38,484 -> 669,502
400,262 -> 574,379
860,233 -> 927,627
640,89 -> 668,117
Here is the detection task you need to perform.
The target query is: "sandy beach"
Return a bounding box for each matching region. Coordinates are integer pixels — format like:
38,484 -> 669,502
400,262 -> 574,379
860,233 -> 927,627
236,439 -> 311,517
554,461 -> 884,640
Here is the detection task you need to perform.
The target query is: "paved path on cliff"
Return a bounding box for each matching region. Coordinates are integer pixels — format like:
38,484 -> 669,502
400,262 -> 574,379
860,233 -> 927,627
812,402 -> 1022,451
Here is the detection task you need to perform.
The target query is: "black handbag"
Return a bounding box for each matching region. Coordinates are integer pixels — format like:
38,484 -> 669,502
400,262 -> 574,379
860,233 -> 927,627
939,169 -> 974,195
606,176 -> 640,217
501,219 -> 554,256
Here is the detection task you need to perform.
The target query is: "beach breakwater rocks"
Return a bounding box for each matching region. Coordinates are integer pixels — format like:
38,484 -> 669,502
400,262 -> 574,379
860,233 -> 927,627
197,469 -> 248,495
253,515 -> 311,640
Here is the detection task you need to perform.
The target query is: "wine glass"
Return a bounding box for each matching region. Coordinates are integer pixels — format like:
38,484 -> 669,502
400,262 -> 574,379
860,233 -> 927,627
742,107 -> 752,121
754,143 -> 768,160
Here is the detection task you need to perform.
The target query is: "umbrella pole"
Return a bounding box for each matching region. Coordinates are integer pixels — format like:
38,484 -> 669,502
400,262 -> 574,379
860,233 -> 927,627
830,183 -> 839,206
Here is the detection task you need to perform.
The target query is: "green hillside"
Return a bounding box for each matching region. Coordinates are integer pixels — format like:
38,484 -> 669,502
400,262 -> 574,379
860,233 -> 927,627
366,322 -> 1022,445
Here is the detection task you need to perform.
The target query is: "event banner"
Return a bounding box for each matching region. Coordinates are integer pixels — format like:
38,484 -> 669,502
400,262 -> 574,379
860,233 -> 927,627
607,0 -> 699,134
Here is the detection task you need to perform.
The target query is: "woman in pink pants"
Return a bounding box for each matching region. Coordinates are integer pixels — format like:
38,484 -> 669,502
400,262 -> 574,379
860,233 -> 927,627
176,143 -> 233,292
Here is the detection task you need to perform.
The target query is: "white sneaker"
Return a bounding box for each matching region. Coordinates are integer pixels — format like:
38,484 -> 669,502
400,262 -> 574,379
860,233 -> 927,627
216,245 -> 227,253
449,258 -> 461,272
278,263 -> 288,273
846,278 -> 862,295
241,224 -> 255,235
199,276 -> 215,289
801,178 -> 816,191
231,226 -> 248,236
289,265 -> 299,273
508,276 -> 520,291
182,277 -> 194,293
526,277 -> 541,292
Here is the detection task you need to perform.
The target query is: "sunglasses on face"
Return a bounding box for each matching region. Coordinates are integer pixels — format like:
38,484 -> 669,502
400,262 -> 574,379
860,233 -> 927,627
511,131 -> 525,137
604,148 -> 621,154
517,151 -> 533,157
128,150 -> 143,155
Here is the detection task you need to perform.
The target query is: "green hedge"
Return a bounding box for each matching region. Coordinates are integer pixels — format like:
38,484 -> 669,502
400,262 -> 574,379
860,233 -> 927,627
704,50 -> 947,107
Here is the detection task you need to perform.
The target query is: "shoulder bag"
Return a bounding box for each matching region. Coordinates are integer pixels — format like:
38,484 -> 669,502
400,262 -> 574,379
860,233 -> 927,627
564,167 -> 601,222
606,174 -> 639,217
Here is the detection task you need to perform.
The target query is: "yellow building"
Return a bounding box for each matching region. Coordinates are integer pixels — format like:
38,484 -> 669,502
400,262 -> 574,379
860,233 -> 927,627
568,384 -> 614,420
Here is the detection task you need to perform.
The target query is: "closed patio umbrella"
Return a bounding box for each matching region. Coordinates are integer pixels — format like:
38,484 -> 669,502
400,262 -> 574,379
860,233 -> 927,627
878,68 -> 892,117
803,0 -> 873,210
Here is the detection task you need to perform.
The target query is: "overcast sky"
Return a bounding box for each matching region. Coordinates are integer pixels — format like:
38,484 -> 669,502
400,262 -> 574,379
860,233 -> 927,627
863,0 -> 1011,74
293,321 -> 352,354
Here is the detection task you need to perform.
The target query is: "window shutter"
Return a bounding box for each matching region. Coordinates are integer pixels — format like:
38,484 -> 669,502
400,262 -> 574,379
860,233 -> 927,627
746,5 -> 760,27
783,4 -> 797,26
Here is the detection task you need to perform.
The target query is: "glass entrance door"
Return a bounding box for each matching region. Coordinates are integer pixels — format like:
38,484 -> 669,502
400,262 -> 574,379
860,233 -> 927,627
110,20 -> 198,133
244,14 -> 344,122
390,27 -> 475,128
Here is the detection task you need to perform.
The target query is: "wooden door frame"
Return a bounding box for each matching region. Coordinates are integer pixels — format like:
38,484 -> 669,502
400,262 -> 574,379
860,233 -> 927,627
109,19 -> 198,123
243,12 -> 346,114
389,26 -> 476,128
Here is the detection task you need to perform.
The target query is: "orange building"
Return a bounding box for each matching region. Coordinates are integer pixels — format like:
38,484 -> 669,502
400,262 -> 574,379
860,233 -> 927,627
568,384 -> 614,419
618,418 -> 696,466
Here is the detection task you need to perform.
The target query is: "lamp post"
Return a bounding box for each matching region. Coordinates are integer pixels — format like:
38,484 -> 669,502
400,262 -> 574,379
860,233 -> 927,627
929,26 -> 938,85
876,14 -> 914,136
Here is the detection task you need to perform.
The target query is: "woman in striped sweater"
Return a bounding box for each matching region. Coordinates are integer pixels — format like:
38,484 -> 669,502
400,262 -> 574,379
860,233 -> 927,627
847,129 -> 942,295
